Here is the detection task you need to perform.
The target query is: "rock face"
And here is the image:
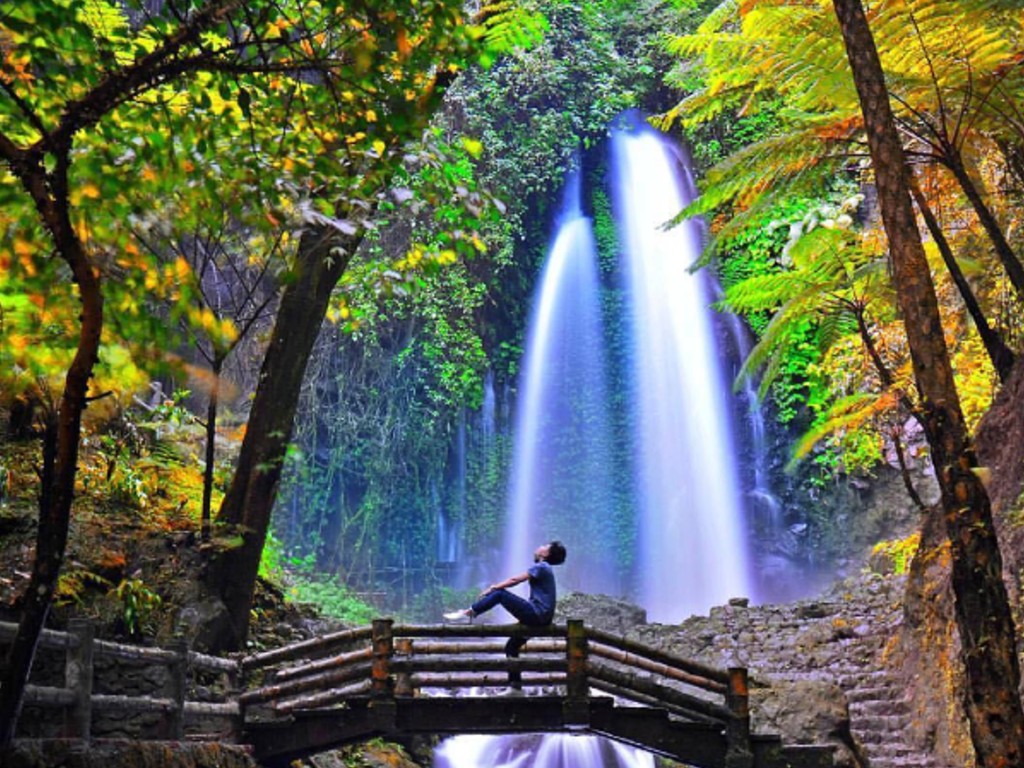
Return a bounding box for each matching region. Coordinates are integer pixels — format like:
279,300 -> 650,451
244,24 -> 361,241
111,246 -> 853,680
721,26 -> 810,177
559,573 -> 948,768
1,741 -> 257,768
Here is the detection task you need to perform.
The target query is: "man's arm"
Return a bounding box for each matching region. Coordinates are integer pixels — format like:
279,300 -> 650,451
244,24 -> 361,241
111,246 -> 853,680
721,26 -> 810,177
480,572 -> 529,595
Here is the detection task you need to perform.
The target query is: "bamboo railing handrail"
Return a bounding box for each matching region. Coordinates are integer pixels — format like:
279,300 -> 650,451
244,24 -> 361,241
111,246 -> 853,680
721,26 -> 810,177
403,639 -> 565,655
587,661 -> 731,722
240,661 -> 374,706
91,693 -> 178,714
23,684 -> 77,708
93,638 -> 179,664
410,672 -> 567,690
392,623 -> 567,639
391,656 -> 565,675
241,626 -> 373,671
588,642 -> 728,694
272,646 -> 374,683
585,627 -> 731,686
0,622 -> 78,651
188,649 -> 240,674
271,679 -> 373,713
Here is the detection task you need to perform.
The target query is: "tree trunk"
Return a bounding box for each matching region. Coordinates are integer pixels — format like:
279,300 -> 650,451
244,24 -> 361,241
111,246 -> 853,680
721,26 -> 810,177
206,225 -> 359,650
832,1 -> 1024,765
201,355 -> 225,542
0,167 -> 104,745
945,149 -> 1024,300
909,180 -> 1015,381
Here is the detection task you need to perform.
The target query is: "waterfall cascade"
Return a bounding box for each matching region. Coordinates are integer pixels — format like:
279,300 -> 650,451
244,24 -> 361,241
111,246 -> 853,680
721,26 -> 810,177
449,123 -> 759,767
610,122 -> 752,621
500,170 -> 619,599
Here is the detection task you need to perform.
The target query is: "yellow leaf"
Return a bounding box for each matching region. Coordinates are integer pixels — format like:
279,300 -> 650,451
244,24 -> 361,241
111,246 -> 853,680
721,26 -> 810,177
14,237 -> 33,258
372,140 -> 386,156
9,333 -> 29,353
461,138 -> 484,159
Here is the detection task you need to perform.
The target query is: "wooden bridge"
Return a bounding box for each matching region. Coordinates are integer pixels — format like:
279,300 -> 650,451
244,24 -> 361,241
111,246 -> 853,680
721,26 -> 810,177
4,618 -> 834,767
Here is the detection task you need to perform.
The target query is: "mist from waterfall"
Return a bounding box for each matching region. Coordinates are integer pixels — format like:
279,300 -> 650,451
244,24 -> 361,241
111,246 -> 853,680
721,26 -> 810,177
500,170 -> 619,598
611,120 -> 752,622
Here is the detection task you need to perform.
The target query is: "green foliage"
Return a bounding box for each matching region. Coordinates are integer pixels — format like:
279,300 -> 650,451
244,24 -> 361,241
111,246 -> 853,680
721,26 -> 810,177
591,188 -> 620,276
871,533 -> 921,577
55,569 -> 113,609
445,0 -> 678,229
286,575 -> 376,625
113,577 -> 163,639
258,532 -> 287,584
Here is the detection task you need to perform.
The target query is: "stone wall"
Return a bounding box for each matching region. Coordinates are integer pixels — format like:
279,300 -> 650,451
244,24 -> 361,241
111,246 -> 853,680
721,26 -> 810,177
2,740 -> 256,768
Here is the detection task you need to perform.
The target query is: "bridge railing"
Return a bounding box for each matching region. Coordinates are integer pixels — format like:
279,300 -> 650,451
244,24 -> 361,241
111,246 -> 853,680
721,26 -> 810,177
0,618 -> 240,740
237,617 -> 750,762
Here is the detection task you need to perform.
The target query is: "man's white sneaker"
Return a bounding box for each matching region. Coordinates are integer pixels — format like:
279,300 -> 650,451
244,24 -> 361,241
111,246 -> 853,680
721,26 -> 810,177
443,609 -> 472,623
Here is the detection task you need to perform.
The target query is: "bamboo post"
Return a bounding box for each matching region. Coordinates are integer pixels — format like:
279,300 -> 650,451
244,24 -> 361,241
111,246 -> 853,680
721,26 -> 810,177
227,657 -> 244,738
725,666 -> 752,768
371,619 -> 394,698
165,638 -> 188,740
394,637 -> 414,697
563,620 -> 588,725
65,619 -> 94,740
369,619 -> 396,731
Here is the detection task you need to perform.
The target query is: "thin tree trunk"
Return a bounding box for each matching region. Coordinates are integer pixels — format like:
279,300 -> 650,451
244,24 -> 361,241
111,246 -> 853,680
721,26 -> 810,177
946,150 -> 1024,300
909,180 -> 1015,381
206,225 -> 359,651
890,426 -> 927,513
201,355 -> 225,542
832,1 -> 1024,765
0,164 -> 104,745
853,307 -> 927,511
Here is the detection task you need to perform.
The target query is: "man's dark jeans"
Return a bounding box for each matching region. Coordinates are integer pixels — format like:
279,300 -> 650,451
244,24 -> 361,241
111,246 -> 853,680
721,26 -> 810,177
470,589 -> 553,688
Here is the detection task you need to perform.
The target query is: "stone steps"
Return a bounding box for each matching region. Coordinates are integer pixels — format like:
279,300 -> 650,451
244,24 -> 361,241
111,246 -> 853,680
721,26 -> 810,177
746,603 -> 940,768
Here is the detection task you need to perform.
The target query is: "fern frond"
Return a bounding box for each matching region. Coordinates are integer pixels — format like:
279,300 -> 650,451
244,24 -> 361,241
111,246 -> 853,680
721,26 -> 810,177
476,2 -> 549,55
788,391 -> 897,467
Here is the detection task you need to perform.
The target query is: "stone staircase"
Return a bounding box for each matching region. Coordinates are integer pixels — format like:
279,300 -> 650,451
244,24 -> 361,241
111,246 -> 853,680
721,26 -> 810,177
616,575 -> 949,768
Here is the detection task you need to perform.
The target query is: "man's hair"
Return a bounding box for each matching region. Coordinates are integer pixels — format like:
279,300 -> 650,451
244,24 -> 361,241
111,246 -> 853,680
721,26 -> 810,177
547,540 -> 567,566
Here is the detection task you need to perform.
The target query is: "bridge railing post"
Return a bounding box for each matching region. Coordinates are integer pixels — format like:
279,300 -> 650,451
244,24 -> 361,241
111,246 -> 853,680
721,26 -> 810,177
371,618 -> 394,698
564,619 -> 589,725
166,638 -> 188,740
65,619 -> 94,741
394,637 -> 414,697
725,666 -> 753,768
370,618 -> 397,732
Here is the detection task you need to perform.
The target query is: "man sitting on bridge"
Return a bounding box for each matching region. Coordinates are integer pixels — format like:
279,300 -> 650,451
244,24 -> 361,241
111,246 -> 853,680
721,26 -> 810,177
444,541 -> 567,688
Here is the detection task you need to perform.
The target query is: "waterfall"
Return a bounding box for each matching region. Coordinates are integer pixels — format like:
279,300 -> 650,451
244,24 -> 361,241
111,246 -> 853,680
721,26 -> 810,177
500,170 -> 619,598
437,413 -> 466,564
481,370 -> 497,442
453,125 -> 758,768
435,734 -> 655,768
611,120 -> 752,622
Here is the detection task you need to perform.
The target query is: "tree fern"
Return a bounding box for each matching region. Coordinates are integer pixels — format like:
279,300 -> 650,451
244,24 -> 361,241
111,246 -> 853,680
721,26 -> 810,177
475,2 -> 550,56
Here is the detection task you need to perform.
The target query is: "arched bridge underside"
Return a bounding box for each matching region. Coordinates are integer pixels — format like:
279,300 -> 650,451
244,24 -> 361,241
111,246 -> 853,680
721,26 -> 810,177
245,694 -> 832,768
239,620 -> 834,768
